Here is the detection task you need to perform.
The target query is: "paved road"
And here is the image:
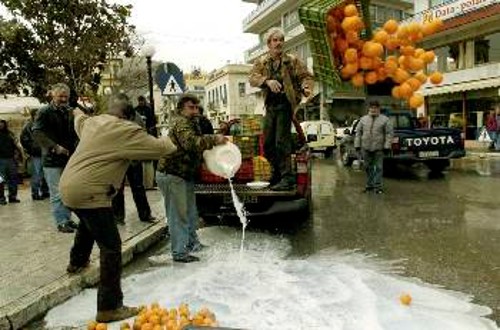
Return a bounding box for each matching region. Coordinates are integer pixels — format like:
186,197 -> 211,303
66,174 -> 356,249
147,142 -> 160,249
289,156 -> 500,322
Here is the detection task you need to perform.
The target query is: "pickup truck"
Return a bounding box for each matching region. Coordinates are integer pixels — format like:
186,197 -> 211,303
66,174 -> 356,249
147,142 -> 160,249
195,133 -> 312,220
339,110 -> 466,173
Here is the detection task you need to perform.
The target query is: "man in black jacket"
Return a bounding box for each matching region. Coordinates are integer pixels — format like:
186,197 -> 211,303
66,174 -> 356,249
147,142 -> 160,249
135,96 -> 157,137
197,106 -> 214,135
33,83 -> 79,233
21,108 -> 49,200
0,119 -> 21,205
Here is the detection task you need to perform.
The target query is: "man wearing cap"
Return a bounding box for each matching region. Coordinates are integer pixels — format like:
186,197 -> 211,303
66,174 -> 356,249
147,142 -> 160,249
354,101 -> 393,194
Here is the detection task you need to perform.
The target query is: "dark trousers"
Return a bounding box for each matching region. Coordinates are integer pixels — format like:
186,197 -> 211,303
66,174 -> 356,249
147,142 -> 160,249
363,150 -> 384,189
112,162 -> 152,222
0,158 -> 18,201
70,207 -> 123,311
263,103 -> 293,183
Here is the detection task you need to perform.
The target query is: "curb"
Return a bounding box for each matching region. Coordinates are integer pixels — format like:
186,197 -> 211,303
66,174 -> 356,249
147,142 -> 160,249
0,222 -> 166,330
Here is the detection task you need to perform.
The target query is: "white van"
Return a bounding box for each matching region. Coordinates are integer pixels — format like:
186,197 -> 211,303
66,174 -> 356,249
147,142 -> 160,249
300,120 -> 337,157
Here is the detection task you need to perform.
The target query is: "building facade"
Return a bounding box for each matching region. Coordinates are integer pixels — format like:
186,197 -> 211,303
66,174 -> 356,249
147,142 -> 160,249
408,0 -> 500,140
242,0 -> 413,124
184,69 -> 208,108
205,64 -> 258,127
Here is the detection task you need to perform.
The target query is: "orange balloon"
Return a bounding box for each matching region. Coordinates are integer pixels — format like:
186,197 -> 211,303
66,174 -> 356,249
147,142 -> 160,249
342,16 -> 363,32
335,38 -> 349,53
344,4 -> 358,17
95,324 -> 108,330
398,55 -> 411,69
359,56 -> 374,70
326,16 -> 337,33
429,71 -> 443,84
407,22 -> 422,35
373,29 -> 389,44
376,67 -> 388,81
342,63 -> 358,77
383,19 -> 399,34
344,48 -> 358,63
415,71 -> 428,84
399,82 -> 413,99
409,93 -> 424,108
372,57 -> 383,69
431,18 -> 444,32
386,55 -> 397,62
397,25 -> 409,39
365,71 -> 378,85
385,37 -> 400,51
406,77 -> 422,91
414,48 -> 425,58
351,73 -> 365,87
409,32 -> 424,43
422,22 -> 435,36
400,46 -> 415,57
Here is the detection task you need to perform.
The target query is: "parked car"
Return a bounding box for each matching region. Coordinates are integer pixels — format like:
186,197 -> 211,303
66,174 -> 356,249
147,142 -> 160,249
339,110 -> 466,173
300,120 -> 337,157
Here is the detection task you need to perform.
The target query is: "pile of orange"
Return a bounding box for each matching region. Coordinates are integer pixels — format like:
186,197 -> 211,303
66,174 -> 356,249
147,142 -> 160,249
326,2 -> 445,109
87,303 -> 218,330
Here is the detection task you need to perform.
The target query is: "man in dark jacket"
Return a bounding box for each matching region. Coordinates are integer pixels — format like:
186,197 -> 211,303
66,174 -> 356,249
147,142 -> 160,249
197,106 -> 214,135
33,83 -> 79,233
135,96 -> 157,137
21,108 -> 50,200
0,119 -> 21,204
156,94 -> 226,263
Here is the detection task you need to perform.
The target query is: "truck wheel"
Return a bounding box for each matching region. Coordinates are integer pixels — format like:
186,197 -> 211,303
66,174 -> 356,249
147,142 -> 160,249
341,149 -> 354,167
426,160 -> 450,173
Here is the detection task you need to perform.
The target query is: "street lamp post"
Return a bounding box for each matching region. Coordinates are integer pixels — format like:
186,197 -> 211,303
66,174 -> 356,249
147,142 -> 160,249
141,45 -> 156,113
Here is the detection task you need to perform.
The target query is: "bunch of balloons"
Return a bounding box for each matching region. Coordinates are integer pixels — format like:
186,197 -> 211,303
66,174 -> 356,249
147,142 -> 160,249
326,2 -> 445,108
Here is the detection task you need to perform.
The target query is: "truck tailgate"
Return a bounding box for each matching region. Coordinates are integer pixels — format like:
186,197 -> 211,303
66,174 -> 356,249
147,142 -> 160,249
195,183 -> 297,197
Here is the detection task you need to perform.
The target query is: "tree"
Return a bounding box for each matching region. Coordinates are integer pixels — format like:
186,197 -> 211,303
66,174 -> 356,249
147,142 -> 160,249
0,0 -> 136,99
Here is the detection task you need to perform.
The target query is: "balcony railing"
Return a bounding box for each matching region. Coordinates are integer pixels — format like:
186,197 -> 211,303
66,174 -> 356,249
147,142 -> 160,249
243,0 -> 281,27
244,43 -> 267,62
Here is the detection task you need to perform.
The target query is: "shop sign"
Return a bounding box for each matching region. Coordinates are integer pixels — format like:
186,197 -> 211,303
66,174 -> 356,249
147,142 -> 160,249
410,0 -> 498,24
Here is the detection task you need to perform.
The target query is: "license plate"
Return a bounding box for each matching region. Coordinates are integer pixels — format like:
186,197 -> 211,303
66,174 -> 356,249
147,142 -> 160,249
223,195 -> 258,204
419,151 -> 439,158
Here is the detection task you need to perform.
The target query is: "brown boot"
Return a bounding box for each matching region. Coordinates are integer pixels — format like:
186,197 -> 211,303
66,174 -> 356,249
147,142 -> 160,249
96,306 -> 139,323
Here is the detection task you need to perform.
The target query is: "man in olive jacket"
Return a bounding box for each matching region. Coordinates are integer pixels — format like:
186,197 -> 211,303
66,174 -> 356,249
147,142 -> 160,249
249,27 -> 313,191
59,95 -> 177,323
157,94 -> 226,263
354,101 -> 393,194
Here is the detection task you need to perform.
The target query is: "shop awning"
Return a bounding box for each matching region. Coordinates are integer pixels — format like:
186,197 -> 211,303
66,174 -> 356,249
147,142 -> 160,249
422,77 -> 500,96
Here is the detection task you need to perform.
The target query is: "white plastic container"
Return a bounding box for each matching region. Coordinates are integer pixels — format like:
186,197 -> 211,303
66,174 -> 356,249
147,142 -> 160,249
203,142 -> 242,179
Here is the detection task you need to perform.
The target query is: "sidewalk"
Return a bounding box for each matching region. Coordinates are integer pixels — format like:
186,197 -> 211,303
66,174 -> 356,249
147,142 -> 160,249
0,183 -> 167,330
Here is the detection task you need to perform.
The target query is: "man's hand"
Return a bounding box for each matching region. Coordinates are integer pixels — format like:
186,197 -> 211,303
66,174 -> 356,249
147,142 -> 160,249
266,80 -> 282,93
302,86 -> 312,98
54,145 -> 69,156
214,135 -> 228,145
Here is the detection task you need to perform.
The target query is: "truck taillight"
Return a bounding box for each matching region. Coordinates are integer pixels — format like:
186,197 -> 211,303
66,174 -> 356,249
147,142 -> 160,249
392,137 -> 400,144
296,155 -> 308,174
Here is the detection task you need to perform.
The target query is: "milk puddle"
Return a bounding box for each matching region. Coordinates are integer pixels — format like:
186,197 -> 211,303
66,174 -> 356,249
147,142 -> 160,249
45,227 -> 499,330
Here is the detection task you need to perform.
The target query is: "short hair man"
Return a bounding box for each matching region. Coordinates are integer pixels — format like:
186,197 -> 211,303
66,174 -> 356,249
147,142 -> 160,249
135,95 -> 157,137
156,94 -> 226,263
33,83 -> 79,233
197,105 -> 214,135
249,27 -> 314,191
354,101 -> 393,194
59,94 -> 177,323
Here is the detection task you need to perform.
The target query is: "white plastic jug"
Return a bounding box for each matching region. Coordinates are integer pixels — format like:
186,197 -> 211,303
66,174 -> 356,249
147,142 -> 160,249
203,142 -> 242,179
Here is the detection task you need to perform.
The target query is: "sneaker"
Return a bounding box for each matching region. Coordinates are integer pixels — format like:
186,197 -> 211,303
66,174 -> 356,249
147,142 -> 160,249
57,224 -> 75,233
173,255 -> 200,263
67,220 -> 79,229
140,215 -> 158,223
8,198 -> 20,203
96,306 -> 140,323
66,261 -> 90,274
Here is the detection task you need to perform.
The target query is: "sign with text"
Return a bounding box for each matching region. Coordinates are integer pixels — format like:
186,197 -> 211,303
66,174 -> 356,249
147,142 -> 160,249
408,0 -> 498,24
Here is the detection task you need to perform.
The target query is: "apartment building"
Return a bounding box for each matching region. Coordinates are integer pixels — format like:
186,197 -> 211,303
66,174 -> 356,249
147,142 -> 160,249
407,0 -> 500,140
242,0 -> 413,124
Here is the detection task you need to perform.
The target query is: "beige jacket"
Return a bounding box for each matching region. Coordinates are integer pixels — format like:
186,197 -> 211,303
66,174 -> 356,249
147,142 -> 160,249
60,113 -> 176,209
249,52 -> 314,111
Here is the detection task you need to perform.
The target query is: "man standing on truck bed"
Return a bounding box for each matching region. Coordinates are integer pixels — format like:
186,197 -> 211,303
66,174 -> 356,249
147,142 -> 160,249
355,101 -> 393,194
249,27 -> 314,191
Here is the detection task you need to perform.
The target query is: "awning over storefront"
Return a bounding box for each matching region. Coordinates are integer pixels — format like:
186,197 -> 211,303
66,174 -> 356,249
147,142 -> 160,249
422,77 -> 500,96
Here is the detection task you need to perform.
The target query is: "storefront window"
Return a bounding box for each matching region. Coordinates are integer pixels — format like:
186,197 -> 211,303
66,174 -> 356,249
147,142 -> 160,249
434,43 -> 460,72
474,32 -> 500,65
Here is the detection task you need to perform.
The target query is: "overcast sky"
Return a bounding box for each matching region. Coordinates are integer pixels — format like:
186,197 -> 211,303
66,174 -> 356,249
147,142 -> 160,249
0,0 -> 259,72
113,0 -> 258,72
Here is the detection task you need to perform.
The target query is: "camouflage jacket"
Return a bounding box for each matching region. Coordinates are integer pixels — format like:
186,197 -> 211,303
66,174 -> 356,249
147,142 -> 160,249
158,115 -> 217,180
249,52 -> 314,111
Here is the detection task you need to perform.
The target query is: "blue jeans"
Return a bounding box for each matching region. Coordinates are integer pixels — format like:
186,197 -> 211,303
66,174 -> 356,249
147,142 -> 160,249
0,158 -> 18,201
496,132 -> 500,151
363,150 -> 384,189
44,167 -> 72,226
156,172 -> 201,259
30,157 -> 47,197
